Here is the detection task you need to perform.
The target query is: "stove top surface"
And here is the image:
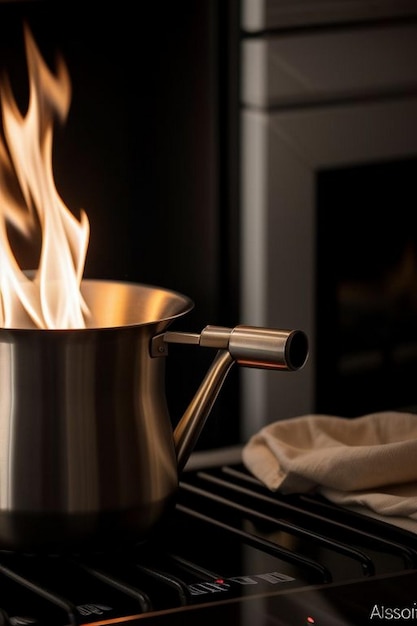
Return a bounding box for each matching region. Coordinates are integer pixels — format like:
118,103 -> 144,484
1,455 -> 417,625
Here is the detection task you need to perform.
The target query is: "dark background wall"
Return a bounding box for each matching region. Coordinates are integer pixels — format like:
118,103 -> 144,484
0,0 -> 241,448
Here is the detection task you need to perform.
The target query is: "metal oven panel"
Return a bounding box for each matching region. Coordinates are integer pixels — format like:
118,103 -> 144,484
240,15 -> 417,434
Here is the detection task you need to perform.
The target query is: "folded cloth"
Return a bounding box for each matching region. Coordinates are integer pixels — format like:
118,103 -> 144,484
242,411 -> 417,533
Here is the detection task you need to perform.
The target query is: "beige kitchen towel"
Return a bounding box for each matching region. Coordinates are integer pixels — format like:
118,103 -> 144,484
242,411 -> 417,533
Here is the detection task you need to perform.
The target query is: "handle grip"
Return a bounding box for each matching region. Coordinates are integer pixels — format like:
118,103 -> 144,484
200,325 -> 308,371
162,325 -> 308,371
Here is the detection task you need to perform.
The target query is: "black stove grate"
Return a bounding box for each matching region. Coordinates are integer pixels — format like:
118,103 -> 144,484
0,462 -> 416,625
179,465 -> 417,575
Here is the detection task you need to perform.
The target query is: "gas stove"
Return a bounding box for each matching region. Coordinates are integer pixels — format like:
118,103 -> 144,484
1,452 -> 417,625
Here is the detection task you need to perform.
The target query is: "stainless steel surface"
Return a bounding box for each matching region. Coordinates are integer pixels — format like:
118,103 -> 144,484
174,350 -> 235,473
0,280 -> 192,551
0,280 -> 308,551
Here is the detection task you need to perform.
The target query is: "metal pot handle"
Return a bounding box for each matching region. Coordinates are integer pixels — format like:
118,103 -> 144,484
151,325 -> 308,472
153,325 -> 308,370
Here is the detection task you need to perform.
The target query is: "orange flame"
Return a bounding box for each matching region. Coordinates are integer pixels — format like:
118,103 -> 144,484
0,24 -> 90,329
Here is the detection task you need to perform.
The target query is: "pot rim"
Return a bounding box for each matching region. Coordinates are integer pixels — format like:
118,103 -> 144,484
0,278 -> 195,333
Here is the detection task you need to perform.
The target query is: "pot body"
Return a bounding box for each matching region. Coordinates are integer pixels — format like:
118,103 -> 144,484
0,280 -> 193,551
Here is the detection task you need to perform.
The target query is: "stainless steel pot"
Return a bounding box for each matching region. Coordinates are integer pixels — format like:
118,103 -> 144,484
0,280 -> 308,551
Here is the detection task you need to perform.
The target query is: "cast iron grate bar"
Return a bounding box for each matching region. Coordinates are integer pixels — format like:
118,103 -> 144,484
78,562 -> 152,612
0,561 -> 78,625
79,549 -> 195,613
176,502 -> 332,583
0,553 -> 149,624
208,465 -> 417,568
134,563 -> 192,605
169,554 -> 224,582
298,491 -> 417,546
179,478 -> 375,576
